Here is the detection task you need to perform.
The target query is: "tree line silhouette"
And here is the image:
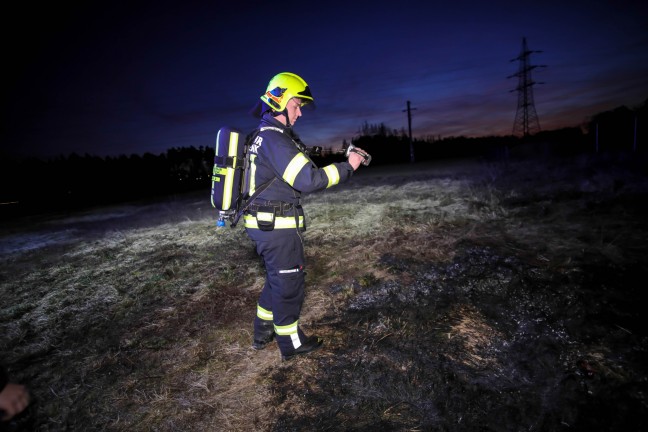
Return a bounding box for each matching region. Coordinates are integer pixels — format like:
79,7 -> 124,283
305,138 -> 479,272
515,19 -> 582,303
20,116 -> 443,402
1,147 -> 214,218
340,99 -> 646,164
1,99 -> 645,219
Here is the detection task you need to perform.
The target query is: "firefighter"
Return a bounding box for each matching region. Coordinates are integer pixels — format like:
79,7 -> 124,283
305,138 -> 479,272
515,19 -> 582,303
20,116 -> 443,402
245,72 -> 367,360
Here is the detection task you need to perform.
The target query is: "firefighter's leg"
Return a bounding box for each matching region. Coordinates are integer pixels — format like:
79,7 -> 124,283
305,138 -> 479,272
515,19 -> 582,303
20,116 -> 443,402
265,231 -> 322,359
252,279 -> 275,350
248,229 -> 322,359
250,233 -> 290,351
271,257 -> 307,355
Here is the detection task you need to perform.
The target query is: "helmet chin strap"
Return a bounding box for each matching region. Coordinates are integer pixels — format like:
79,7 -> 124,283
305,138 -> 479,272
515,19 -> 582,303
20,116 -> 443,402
271,108 -> 292,128
284,108 -> 292,128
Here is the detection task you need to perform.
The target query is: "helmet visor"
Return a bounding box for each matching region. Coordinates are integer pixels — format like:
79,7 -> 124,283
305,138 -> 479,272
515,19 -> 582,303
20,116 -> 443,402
296,85 -> 314,106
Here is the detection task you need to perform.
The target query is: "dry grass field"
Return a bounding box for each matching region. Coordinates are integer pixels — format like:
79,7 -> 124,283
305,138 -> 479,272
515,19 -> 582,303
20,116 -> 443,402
1,152 -> 647,431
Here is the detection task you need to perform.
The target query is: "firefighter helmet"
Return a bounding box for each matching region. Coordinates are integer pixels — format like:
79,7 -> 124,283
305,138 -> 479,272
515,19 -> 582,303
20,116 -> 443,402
260,72 -> 314,112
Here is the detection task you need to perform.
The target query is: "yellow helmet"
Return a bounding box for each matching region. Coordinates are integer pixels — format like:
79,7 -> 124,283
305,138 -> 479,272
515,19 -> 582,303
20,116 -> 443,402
260,72 -> 314,112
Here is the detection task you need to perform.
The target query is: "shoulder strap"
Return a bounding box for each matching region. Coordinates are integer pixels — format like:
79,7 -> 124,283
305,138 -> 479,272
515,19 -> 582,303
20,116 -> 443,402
238,128 -> 260,197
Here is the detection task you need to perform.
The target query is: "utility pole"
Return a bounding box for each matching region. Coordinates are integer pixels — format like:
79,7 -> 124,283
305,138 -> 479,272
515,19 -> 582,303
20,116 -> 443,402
403,100 -> 417,163
508,37 -> 545,137
633,115 -> 638,152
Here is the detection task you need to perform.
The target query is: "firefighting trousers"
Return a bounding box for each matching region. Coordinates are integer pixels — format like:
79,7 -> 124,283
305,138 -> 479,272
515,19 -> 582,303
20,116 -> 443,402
246,227 -> 308,355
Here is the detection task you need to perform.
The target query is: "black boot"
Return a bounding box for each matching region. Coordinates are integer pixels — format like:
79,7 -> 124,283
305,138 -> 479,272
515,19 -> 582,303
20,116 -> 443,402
281,336 -> 323,361
253,322 -> 275,350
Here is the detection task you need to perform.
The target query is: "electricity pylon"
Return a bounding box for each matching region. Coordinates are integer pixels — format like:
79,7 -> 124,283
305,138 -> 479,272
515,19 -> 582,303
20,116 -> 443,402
508,37 -> 545,137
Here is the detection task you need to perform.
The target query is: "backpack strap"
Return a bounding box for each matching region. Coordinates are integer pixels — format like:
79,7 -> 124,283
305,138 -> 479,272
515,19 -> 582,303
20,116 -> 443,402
213,155 -> 244,169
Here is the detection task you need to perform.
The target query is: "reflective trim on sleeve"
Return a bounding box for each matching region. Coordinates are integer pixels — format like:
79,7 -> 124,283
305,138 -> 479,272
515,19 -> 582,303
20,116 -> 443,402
243,214 -> 304,229
257,304 -> 273,321
274,320 -> 299,336
283,153 -> 309,186
323,164 -> 340,188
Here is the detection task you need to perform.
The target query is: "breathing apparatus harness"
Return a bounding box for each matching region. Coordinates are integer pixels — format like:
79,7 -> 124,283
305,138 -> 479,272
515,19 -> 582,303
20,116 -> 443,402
229,124 -> 315,230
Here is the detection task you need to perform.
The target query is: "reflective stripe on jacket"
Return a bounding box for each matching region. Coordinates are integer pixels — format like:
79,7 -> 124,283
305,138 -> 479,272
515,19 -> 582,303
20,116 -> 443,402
243,214 -> 304,229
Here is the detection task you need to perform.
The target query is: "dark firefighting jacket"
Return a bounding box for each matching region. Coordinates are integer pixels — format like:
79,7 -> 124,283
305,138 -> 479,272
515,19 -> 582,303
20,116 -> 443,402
243,113 -> 354,230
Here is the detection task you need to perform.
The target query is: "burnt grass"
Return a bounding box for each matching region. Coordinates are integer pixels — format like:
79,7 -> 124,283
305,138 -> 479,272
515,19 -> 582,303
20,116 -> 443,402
271,251 -> 646,431
266,154 -> 648,431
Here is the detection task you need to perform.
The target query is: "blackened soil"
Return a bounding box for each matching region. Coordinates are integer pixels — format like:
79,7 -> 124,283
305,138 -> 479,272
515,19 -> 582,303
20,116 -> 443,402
267,156 -> 648,432
271,248 -> 647,431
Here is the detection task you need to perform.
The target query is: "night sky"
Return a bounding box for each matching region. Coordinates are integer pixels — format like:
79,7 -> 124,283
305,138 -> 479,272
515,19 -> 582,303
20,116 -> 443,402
2,1 -> 647,159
